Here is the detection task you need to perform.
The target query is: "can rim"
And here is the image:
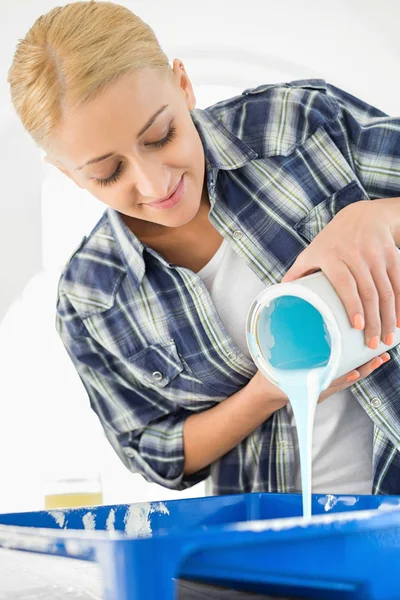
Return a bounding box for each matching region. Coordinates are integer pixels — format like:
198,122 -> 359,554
246,282 -> 342,389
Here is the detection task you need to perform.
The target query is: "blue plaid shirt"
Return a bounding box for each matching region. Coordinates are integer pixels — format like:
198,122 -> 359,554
56,78 -> 400,496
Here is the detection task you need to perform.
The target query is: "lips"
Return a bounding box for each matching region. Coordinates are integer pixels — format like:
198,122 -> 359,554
146,178 -> 182,206
141,175 -> 185,211
158,180 -> 181,203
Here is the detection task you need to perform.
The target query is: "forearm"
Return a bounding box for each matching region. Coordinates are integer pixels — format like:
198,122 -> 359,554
183,375 -> 287,476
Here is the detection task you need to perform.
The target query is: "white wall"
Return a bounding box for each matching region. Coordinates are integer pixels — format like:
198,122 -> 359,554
1,0 -> 399,513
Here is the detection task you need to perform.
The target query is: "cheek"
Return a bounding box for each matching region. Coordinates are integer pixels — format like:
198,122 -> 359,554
175,124 -> 204,166
85,183 -> 124,209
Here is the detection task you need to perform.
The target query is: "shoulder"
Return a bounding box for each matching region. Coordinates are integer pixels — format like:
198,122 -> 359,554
205,78 -> 341,157
56,210 -> 126,320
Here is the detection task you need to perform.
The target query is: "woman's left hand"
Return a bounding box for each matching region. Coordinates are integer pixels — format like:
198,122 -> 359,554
282,198 -> 400,349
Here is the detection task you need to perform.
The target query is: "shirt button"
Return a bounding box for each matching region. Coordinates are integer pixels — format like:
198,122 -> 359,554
371,397 -> 382,408
152,371 -> 163,382
228,352 -> 236,360
233,230 -> 243,240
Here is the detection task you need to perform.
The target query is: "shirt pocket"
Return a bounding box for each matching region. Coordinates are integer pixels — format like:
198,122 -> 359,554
293,180 -> 367,243
125,341 -> 225,409
125,342 -> 183,388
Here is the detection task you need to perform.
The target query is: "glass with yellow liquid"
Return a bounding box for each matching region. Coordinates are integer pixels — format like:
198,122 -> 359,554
44,477 -> 103,509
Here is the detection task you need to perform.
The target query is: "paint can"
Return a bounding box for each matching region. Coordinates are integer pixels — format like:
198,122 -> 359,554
246,270 -> 400,390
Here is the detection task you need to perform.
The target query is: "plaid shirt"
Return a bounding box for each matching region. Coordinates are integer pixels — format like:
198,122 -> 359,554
56,78 -> 400,496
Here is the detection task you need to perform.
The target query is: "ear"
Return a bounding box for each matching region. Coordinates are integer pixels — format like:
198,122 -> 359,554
172,58 -> 196,111
44,154 -> 84,189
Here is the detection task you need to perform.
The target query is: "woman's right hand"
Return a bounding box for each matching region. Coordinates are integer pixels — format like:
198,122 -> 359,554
319,351 -> 390,403
251,350 -> 391,408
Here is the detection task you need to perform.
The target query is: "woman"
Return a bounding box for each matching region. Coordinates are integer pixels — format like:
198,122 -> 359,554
8,1 -> 400,597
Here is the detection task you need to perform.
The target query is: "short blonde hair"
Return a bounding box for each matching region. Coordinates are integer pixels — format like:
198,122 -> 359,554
8,1 -> 171,148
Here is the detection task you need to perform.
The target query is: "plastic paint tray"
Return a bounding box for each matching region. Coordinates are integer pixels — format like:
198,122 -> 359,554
1,492 -> 400,600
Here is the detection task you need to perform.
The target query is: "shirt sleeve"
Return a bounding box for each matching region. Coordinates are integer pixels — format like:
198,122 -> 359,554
56,291 -> 210,491
325,83 -> 400,199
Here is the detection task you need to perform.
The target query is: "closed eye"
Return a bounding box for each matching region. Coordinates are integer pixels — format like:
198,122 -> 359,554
96,124 -> 177,187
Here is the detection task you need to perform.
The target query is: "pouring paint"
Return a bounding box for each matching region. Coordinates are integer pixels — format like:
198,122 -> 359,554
246,271 -> 400,519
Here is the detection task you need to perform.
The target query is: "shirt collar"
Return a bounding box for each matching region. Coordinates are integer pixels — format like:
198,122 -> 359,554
107,207 -> 146,290
190,107 -> 258,170
107,107 -> 258,290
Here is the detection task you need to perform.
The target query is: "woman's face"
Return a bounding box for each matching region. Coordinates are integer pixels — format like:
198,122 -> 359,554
45,60 -> 206,230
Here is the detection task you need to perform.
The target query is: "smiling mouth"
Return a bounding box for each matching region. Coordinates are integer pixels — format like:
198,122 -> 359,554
140,178 -> 182,206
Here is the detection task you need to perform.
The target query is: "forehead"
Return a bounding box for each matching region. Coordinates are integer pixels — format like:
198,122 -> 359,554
48,68 -> 176,165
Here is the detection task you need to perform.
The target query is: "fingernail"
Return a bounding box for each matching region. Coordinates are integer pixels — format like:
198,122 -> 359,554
397,318 -> 400,329
367,336 -> 380,350
347,372 -> 360,381
382,353 -> 391,363
371,358 -> 383,370
353,313 -> 365,330
384,333 -> 394,346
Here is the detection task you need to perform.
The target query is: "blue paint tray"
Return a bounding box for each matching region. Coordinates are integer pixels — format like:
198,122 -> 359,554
1,492 -> 400,599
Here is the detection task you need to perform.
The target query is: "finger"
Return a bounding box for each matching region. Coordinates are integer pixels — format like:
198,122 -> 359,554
331,369 -> 361,388
346,370 -> 360,382
322,259 -> 364,330
335,352 -> 390,385
385,246 -> 400,331
371,266 -> 396,345
281,255 -> 303,283
319,353 -> 390,403
319,369 -> 361,402
348,262 -> 381,348
282,254 -> 319,283
355,352 -> 391,379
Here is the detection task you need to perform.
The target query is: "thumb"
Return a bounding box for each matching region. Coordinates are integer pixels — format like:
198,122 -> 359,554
281,262 -> 303,283
281,258 -> 319,283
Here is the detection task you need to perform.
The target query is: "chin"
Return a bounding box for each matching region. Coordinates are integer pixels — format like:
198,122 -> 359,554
163,199 -> 201,228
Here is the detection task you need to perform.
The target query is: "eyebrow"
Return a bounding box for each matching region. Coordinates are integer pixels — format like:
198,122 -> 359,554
75,104 -> 169,170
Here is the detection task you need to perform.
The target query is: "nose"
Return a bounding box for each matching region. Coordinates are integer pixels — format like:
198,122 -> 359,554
127,155 -> 170,202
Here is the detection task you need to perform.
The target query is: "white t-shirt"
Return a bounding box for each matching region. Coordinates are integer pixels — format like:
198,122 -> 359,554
197,238 -> 374,494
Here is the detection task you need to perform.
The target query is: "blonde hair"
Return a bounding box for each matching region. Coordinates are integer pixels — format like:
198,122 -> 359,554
7,0 -> 171,148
